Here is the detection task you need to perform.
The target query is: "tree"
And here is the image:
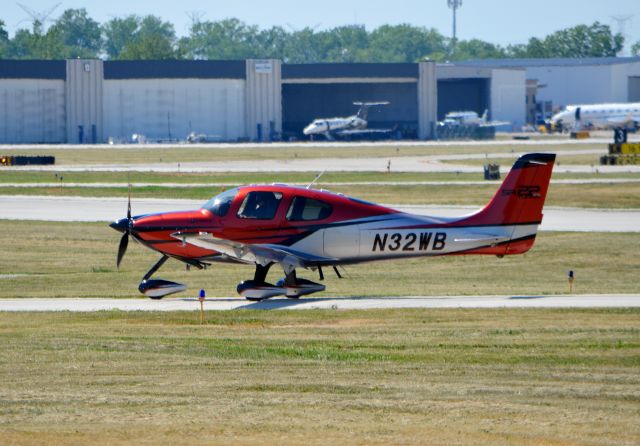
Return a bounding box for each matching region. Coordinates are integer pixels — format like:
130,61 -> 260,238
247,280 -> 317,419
49,8 -> 101,58
103,15 -> 180,60
323,25 -> 370,62
450,39 -> 507,61
103,16 -> 139,59
632,41 -> 640,57
7,21 -> 65,59
0,20 -> 9,57
182,18 -> 259,60
368,25 -> 447,62
507,22 -> 623,58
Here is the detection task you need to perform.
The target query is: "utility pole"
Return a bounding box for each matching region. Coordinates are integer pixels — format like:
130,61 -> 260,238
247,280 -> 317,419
447,0 -> 463,55
611,14 -> 633,56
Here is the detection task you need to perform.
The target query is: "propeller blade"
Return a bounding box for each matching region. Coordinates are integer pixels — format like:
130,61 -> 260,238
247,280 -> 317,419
116,232 -> 129,268
127,181 -> 132,222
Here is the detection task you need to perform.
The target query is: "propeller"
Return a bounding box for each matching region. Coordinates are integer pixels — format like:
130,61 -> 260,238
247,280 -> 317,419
114,182 -> 133,268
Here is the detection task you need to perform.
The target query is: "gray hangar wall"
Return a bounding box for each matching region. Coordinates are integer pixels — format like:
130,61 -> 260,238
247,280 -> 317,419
0,61 -> 66,143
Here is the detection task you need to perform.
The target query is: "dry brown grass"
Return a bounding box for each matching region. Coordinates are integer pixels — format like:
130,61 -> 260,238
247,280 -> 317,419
0,309 -> 638,445
0,221 -> 639,298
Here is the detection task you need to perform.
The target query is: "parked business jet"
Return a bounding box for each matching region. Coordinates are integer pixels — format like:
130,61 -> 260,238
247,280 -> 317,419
303,101 -> 390,139
439,110 -> 510,127
551,103 -> 640,131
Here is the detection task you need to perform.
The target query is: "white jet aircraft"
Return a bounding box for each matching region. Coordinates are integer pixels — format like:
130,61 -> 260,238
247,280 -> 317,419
551,103 -> 640,131
303,101 -> 390,140
440,110 -> 509,127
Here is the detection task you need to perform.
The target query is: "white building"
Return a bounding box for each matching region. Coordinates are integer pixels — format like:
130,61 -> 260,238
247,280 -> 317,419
459,57 -> 640,111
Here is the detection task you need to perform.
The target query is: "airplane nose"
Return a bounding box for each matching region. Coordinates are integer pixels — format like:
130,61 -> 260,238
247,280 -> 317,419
303,125 -> 313,135
110,217 -> 129,233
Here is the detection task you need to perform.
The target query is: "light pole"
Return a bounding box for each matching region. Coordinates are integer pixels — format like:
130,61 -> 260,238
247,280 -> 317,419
447,0 -> 463,54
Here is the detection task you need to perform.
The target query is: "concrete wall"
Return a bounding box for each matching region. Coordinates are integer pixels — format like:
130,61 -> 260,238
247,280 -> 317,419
490,68 -> 526,130
103,78 -> 246,141
245,59 -> 282,141
66,59 -> 103,143
417,61 -> 437,139
528,65 -> 614,107
0,79 -> 65,143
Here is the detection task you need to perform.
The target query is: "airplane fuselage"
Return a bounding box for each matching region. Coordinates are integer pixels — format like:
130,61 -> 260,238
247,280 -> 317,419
551,103 -> 640,130
303,116 -> 366,137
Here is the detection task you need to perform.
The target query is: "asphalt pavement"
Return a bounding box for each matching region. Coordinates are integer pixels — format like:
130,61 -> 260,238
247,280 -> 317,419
0,294 -> 638,311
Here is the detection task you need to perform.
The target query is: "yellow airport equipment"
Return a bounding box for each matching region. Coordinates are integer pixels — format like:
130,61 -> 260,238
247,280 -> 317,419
601,143 -> 640,165
570,130 -> 590,139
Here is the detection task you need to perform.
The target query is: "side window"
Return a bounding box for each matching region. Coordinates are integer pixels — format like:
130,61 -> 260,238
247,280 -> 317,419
237,191 -> 282,220
286,196 -> 332,221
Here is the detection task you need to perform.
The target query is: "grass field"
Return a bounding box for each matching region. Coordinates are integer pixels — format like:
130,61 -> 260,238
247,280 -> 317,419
0,220 -> 638,299
441,153 -> 605,167
2,180 -> 640,208
0,140 -> 602,165
6,170 -> 639,184
0,309 -> 638,445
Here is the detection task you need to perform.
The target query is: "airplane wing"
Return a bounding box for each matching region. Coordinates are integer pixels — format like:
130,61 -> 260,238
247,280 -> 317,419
173,231 -> 337,268
479,120 -> 510,128
604,116 -> 638,127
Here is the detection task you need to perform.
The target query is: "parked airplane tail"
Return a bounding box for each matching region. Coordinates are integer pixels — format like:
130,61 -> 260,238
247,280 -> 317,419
455,152 -> 556,255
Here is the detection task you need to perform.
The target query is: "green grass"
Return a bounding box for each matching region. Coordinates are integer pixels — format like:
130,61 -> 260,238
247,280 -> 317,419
0,221 -> 639,298
0,309 -> 638,445
443,153 -> 606,167
3,181 -> 640,208
1,140 -> 603,165
1,169 -> 639,184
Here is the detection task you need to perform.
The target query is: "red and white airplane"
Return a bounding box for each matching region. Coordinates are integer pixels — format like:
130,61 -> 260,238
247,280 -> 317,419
110,153 -> 555,300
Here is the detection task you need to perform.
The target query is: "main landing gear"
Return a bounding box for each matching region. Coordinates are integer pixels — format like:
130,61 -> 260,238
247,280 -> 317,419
236,263 -> 328,301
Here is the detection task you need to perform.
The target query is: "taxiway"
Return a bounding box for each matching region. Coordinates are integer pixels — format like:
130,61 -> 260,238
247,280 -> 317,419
0,294 -> 638,311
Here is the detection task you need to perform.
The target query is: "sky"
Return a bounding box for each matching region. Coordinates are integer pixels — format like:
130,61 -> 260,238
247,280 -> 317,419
3,0 -> 640,53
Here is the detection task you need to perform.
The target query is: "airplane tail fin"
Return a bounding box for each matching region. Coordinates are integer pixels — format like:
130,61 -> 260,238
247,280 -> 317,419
481,109 -> 488,122
456,153 -> 556,255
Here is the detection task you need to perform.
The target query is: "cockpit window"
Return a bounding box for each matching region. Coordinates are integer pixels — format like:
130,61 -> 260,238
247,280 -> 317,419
237,191 -> 283,220
202,187 -> 238,217
286,196 -> 332,221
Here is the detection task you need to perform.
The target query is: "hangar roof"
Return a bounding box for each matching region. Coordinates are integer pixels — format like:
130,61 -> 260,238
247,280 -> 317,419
457,57 -> 640,68
282,63 -> 418,79
0,60 -> 65,79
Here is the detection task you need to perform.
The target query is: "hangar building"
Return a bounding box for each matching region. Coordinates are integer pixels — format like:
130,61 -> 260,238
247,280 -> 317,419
458,57 -> 640,123
0,58 -> 524,143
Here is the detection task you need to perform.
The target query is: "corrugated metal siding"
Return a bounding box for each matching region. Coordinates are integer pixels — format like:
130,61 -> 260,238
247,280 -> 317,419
0,79 -> 65,143
245,59 -> 282,141
103,78 -> 246,141
65,60 -> 104,143
417,61 -> 437,140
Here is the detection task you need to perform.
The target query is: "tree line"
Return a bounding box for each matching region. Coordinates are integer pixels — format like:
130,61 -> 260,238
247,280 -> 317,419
0,9 -> 634,62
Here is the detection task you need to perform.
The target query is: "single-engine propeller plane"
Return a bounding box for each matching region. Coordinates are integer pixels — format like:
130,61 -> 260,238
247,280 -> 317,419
110,153 -> 556,301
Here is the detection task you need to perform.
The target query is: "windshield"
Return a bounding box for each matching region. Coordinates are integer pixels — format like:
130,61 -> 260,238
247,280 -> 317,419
202,187 -> 238,217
